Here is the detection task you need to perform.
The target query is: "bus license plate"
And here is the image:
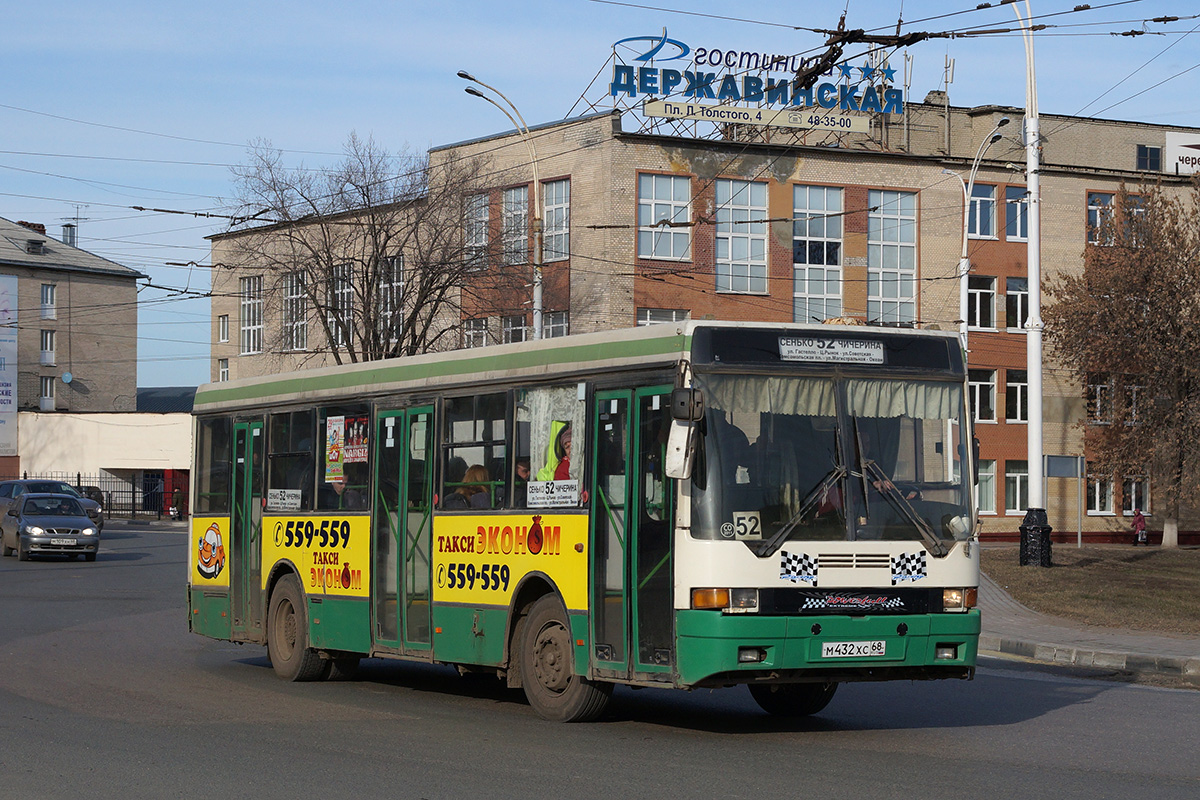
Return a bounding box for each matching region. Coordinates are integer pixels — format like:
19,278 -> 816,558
50,538 -> 76,546
821,640 -> 886,658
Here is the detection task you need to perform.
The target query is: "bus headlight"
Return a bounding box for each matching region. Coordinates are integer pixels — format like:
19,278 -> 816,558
691,588 -> 758,612
943,587 -> 978,612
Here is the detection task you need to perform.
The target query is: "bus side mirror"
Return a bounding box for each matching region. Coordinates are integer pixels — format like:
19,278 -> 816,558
671,388 -> 704,422
665,420 -> 697,480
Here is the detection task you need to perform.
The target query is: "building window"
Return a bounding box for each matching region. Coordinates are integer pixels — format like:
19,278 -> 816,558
217,314 -> 229,343
502,186 -> 528,266
239,276 -> 263,355
543,179 -> 570,262
1123,476 -> 1150,514
1136,145 -> 1161,172
39,376 -> 55,408
637,308 -> 689,326
1087,469 -> 1113,514
968,184 -> 996,238
637,173 -> 691,260
976,459 -> 996,514
464,193 -> 488,269
502,314 -> 527,344
544,310 -> 569,339
280,272 -> 307,352
1087,192 -> 1114,245
328,265 -> 353,349
1005,460 -> 1029,514
217,358 -> 229,382
380,255 -> 404,344
867,190 -> 917,324
716,178 -> 768,293
1087,373 -> 1112,423
40,283 -> 56,320
969,369 -> 996,423
1006,277 -> 1029,330
463,318 -> 488,349
1005,186 -> 1028,241
968,276 -> 996,329
793,185 -> 843,322
39,330 -> 56,367
1005,369 -> 1028,423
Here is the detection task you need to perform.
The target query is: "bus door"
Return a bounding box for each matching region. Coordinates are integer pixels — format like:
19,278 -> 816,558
589,387 -> 674,680
372,407 -> 434,653
230,419 -> 264,640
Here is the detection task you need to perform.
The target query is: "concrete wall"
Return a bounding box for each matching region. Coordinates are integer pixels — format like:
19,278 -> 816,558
16,412 -> 191,476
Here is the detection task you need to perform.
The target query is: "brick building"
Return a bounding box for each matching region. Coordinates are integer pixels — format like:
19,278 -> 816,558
208,100 -> 1200,541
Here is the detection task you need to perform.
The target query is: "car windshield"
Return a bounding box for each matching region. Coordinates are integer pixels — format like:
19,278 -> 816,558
27,482 -> 82,497
24,497 -> 85,517
689,373 -> 972,551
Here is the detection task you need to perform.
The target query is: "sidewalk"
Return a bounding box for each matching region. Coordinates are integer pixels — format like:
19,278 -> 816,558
979,572 -> 1200,682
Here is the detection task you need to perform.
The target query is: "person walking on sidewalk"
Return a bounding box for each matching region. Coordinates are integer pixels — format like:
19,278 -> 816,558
1131,508 -> 1147,546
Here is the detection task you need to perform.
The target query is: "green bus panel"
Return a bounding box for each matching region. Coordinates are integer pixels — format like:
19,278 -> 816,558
431,606 -> 508,666
308,597 -> 371,654
674,610 -> 980,687
189,589 -> 232,641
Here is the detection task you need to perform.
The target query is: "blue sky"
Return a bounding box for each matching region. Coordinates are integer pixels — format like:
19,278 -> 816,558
2,0 -> 1196,388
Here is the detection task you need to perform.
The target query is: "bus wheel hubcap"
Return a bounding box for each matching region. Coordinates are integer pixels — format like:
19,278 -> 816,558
533,623 -> 570,693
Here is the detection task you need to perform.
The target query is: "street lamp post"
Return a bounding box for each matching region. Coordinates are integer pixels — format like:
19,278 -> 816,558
945,116 -> 1010,354
458,71 -> 544,340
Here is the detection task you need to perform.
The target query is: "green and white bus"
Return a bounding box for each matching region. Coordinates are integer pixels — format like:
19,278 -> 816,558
188,321 -> 980,721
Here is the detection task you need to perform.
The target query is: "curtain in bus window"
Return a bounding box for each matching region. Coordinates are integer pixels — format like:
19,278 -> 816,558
524,385 -> 586,507
845,379 -> 960,420
702,375 -> 835,418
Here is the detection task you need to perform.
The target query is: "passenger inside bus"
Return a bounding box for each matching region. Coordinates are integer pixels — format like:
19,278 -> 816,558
444,464 -> 491,509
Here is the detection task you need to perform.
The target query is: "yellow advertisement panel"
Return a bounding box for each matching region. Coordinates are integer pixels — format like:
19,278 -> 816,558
433,513 -> 589,611
262,515 -> 372,598
190,517 -> 231,588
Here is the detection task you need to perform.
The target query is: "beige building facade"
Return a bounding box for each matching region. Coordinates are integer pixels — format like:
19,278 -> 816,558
207,101 -> 1200,541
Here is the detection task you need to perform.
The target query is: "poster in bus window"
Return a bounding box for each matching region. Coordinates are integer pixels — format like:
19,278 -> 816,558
325,415 -> 344,481
344,415 -> 369,463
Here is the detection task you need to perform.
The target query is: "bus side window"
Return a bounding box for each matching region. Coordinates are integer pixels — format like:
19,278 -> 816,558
442,393 -> 508,510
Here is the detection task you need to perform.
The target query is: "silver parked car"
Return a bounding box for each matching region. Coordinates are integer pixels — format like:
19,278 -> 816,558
1,493 -> 101,561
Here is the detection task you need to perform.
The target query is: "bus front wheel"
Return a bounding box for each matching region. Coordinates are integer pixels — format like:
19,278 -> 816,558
749,681 -> 838,717
521,595 -> 612,722
267,575 -> 327,682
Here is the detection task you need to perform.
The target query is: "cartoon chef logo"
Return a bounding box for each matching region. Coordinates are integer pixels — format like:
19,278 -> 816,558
197,522 -> 226,579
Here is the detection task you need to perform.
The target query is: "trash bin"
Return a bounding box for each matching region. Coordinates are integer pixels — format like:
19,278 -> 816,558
1019,508 -> 1052,567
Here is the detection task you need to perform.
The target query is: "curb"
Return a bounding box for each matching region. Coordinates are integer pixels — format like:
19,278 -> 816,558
981,634 -> 1200,682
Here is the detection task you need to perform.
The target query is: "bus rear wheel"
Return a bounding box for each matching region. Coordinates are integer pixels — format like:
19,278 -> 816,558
267,575 -> 326,681
749,682 -> 838,717
521,595 -> 612,722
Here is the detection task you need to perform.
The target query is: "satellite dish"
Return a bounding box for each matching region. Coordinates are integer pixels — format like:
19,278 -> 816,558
62,372 -> 73,384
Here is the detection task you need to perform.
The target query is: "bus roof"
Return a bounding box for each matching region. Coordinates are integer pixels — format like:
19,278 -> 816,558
193,321 -> 961,414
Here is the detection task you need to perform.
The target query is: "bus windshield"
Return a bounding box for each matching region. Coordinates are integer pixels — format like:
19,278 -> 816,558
690,373 -> 972,551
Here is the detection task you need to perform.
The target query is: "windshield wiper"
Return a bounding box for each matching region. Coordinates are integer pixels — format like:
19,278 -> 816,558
751,465 -> 845,557
859,458 -> 947,557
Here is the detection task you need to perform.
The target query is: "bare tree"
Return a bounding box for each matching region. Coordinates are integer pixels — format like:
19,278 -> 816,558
1044,180 -> 1200,546
225,133 -> 520,364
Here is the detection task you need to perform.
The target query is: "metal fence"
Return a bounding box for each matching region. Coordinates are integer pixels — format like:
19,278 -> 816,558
0,473 -> 189,521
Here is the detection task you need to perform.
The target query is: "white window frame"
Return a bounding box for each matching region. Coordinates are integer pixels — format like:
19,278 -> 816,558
637,308 -> 690,326
716,178 -> 768,294
217,358 -> 229,382
1006,277 -> 1029,331
637,173 -> 692,261
1087,468 -> 1114,515
380,255 -> 404,344
976,458 -> 996,515
502,314 -> 527,344
969,369 -> 997,423
39,329 -> 56,367
1004,460 -> 1029,515
239,275 -> 263,355
502,186 -> 529,266
968,184 -> 996,239
1122,476 -> 1150,515
40,283 -> 56,320
464,193 -> 488,269
1087,192 -> 1114,245
1087,373 -> 1112,424
867,189 -> 917,324
282,271 -> 308,352
968,276 -> 996,330
464,318 -> 488,349
217,314 -> 229,343
1005,369 -> 1028,423
39,375 -> 55,409
793,185 -> 843,323
543,180 -> 570,263
1005,186 -> 1028,241
544,310 -> 569,339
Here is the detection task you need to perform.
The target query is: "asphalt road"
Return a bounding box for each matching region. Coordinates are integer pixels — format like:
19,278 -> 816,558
1,524 -> 1198,800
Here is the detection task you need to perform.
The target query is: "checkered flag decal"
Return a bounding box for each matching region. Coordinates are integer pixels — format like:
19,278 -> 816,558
891,551 -> 927,585
780,550 -> 818,585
